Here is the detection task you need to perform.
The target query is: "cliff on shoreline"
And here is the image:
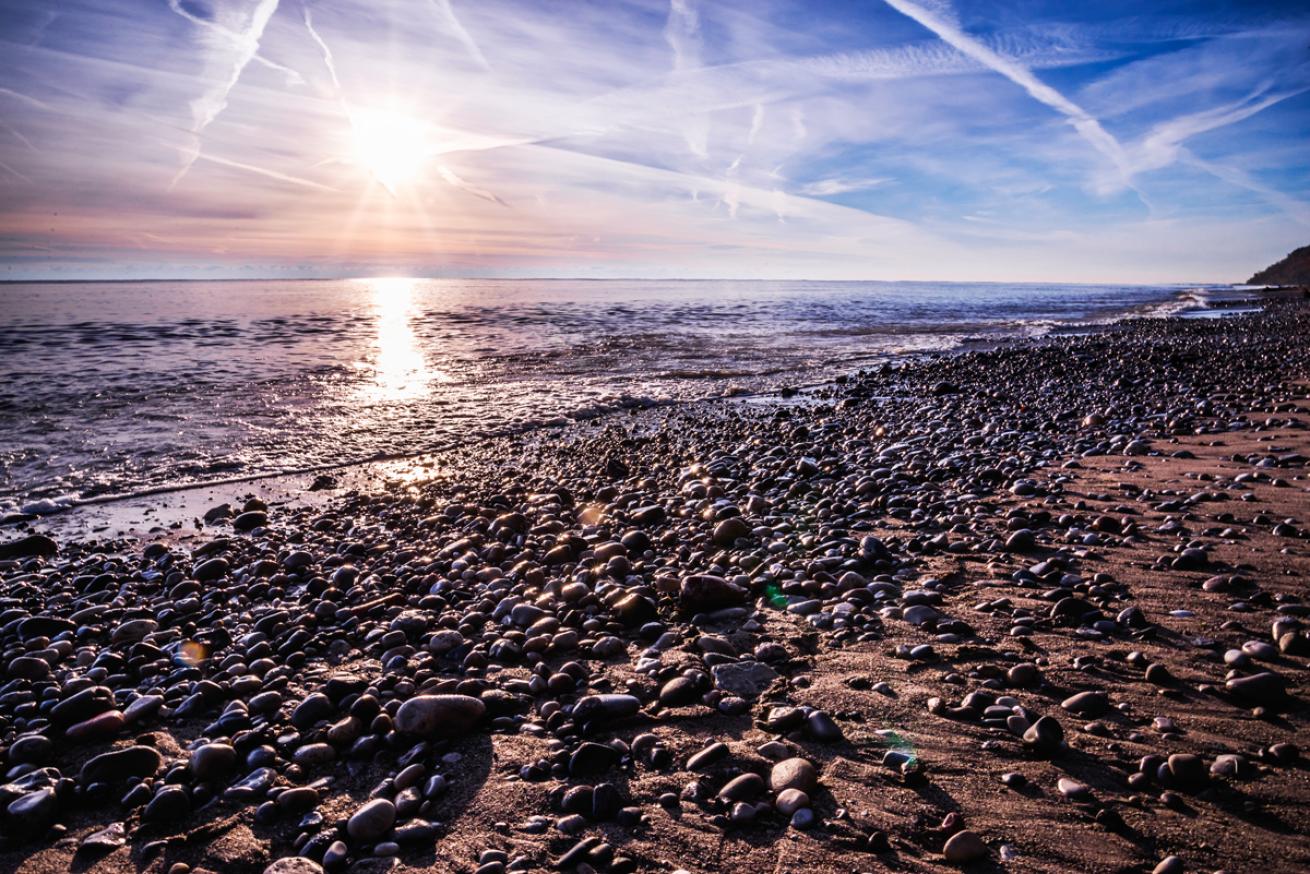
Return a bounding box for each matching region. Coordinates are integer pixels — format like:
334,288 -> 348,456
1248,244 -> 1310,285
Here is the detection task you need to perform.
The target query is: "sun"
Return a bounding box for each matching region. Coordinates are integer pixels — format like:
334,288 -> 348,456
350,108 -> 432,194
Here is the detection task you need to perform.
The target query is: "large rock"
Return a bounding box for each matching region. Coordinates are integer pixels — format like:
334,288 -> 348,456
1226,672 -> 1286,705
679,575 -> 748,612
394,695 -> 485,737
80,746 -> 163,784
0,535 -> 58,559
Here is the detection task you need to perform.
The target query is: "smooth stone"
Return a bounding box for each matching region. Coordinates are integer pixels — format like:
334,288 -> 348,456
678,575 -> 747,612
233,510 -> 268,531
65,710 -> 125,741
1061,690 -> 1109,717
394,695 -> 486,737
1166,753 -> 1207,788
712,517 -> 752,545
1007,663 -> 1040,687
1057,777 -> 1091,800
1226,672 -> 1286,704
193,557 -> 230,582
291,693 -> 335,729
8,734 -> 54,764
572,694 -> 640,722
569,742 -> 620,777
347,799 -> 397,842
769,758 -> 818,794
775,788 -> 809,815
718,772 -> 764,802
190,743 -> 237,781
9,656 -> 52,681
943,830 -> 988,863
1153,857 -> 1184,874
687,742 -> 730,771
144,785 -> 190,822
80,746 -> 163,783
1023,716 -> 1065,755
7,787 -> 57,827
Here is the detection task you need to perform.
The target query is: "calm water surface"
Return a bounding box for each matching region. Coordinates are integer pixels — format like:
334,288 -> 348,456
0,278 -> 1223,507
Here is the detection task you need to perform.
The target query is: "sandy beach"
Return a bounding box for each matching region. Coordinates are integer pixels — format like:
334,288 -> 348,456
2,297 -> 1309,874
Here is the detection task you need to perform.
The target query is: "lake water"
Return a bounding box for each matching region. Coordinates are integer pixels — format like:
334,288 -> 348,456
0,278 -> 1234,508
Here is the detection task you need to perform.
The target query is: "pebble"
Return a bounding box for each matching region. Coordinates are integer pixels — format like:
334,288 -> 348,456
769,758 -> 818,794
347,799 -> 397,843
943,830 -> 988,863
3,302 -> 1308,874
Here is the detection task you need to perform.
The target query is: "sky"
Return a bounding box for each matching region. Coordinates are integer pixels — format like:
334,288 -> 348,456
0,0 -> 1307,283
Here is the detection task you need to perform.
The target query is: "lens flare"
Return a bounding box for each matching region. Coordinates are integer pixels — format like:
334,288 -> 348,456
178,639 -> 209,666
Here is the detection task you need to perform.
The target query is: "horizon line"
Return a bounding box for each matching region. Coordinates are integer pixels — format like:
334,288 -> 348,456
0,275 -> 1241,287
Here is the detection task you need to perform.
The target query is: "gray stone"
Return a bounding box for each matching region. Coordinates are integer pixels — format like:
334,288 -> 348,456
710,661 -> 778,699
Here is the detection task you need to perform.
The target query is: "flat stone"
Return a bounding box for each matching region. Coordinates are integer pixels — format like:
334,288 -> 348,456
80,746 -> 163,784
394,695 -> 486,737
710,661 -> 778,699
572,694 -> 640,722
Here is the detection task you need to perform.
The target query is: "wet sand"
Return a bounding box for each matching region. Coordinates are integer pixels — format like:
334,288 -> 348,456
2,297 -> 1308,874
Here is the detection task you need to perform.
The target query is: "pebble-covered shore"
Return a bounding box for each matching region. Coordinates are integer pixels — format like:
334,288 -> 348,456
2,299 -> 1309,874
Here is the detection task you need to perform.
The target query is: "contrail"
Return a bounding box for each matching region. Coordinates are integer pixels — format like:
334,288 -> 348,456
882,0 -> 1132,183
1134,87 -> 1310,176
0,86 -> 51,110
194,150 -> 339,192
428,0 -> 490,71
1184,150 -> 1310,227
0,158 -> 32,183
437,165 -> 507,206
0,120 -> 38,152
301,1 -> 343,93
169,0 -> 283,187
167,0 -> 302,84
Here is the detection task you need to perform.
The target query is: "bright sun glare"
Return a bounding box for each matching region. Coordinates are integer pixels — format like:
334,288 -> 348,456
351,108 -> 432,194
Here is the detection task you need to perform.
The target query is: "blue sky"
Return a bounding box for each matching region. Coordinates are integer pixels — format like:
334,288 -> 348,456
0,0 -> 1307,282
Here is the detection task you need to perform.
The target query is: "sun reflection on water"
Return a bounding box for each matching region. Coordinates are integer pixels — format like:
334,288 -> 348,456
358,277 -> 434,402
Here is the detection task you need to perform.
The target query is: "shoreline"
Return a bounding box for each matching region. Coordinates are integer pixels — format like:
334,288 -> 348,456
2,298 -> 1309,873
4,284 -> 1295,541
1,282 -> 1285,518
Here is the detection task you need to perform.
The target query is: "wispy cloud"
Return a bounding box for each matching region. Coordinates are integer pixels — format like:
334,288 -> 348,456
666,0 -> 709,158
882,0 -> 1133,187
168,0 -> 284,186
427,0 -> 491,71
799,176 -> 891,197
2,0 -> 1308,281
